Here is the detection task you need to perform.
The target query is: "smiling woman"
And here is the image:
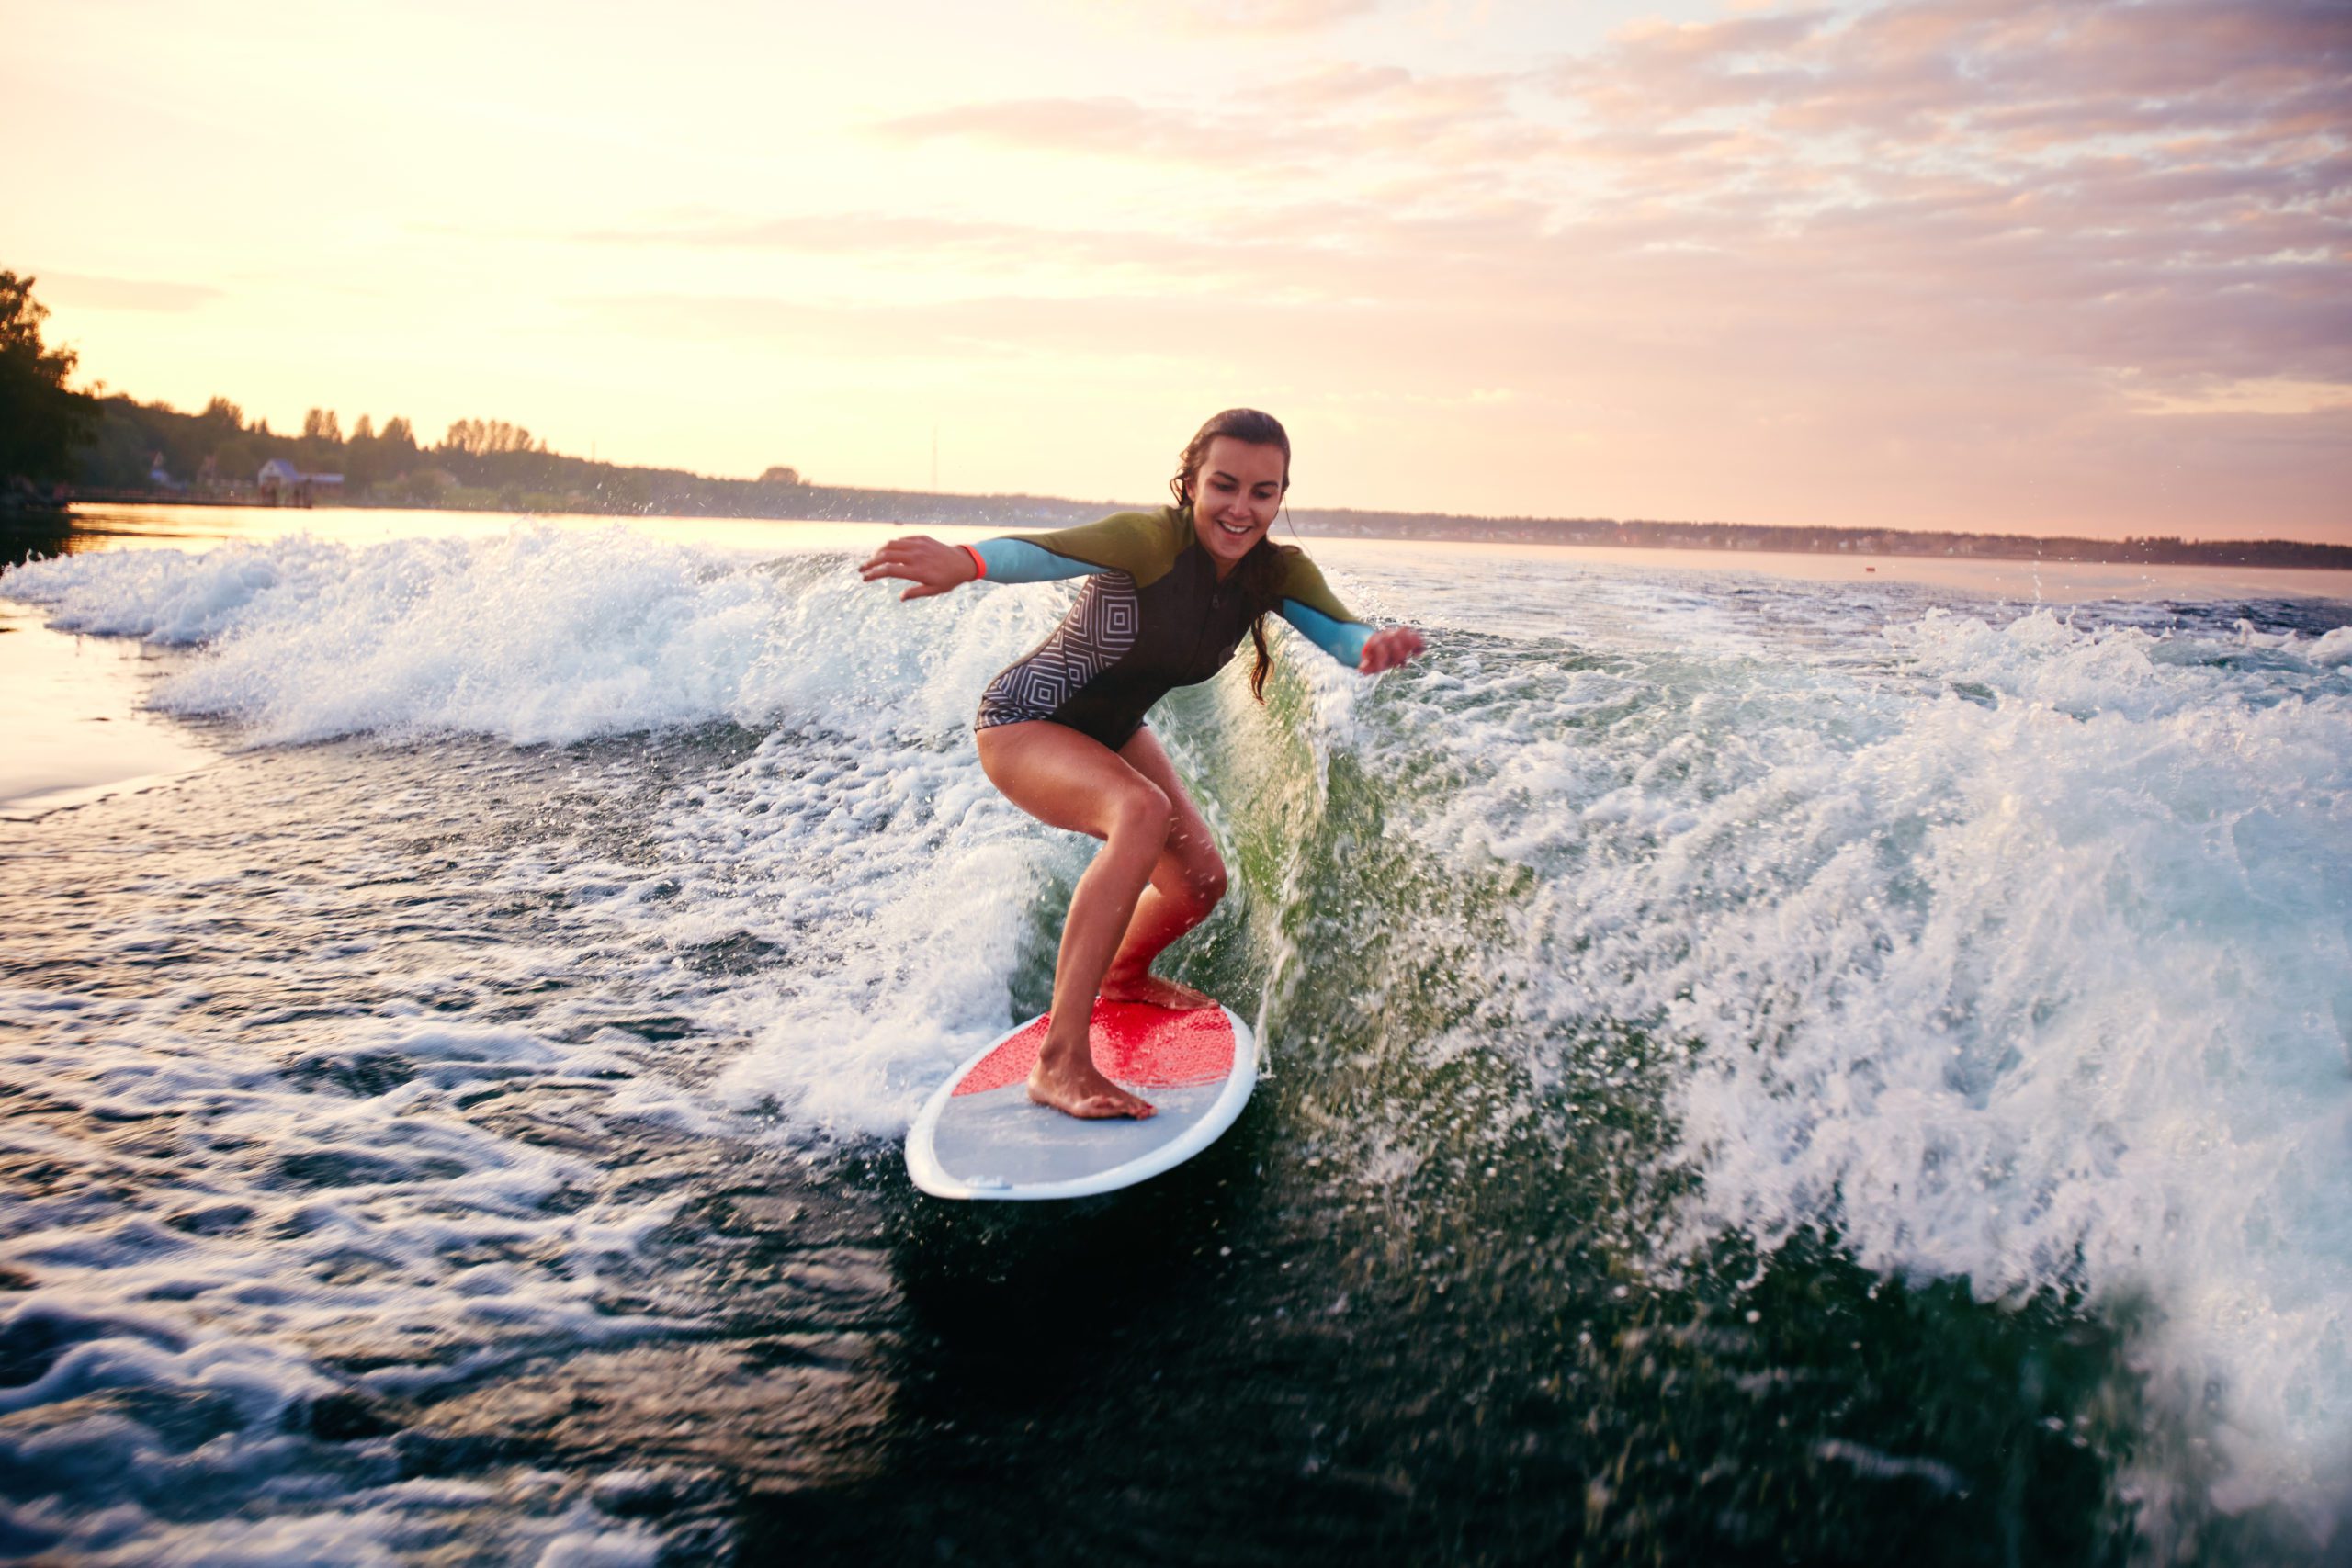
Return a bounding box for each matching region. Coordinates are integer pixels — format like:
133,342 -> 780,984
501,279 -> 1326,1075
859,407 -> 1423,1119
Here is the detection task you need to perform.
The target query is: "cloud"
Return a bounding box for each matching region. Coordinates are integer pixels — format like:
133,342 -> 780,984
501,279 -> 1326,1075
564,208 -> 1375,298
1100,0 -> 1380,35
571,279 -> 2348,535
33,272 -> 225,313
1558,0 -> 2352,152
869,62 -> 1538,172
566,0 -> 2347,534
577,210 -> 1078,255
872,96 -> 1211,158
1527,0 -> 2352,389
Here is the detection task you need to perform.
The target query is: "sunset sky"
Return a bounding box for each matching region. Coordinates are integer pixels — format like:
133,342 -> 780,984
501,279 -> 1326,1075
6,0 -> 2347,540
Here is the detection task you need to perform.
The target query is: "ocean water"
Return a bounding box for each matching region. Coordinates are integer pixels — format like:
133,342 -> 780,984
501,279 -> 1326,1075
3,506 -> 2349,1564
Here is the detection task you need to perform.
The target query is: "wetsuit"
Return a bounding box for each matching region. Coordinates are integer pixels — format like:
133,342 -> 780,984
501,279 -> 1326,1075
967,506 -> 1374,750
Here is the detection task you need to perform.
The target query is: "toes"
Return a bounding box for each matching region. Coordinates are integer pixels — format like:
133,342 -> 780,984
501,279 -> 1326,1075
1029,1072 -> 1155,1119
1072,1092 -> 1153,1119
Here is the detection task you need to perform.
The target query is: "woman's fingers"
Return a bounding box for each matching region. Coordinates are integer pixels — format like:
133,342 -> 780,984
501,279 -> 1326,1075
1358,626 -> 1427,673
859,536 -> 939,582
858,538 -> 917,569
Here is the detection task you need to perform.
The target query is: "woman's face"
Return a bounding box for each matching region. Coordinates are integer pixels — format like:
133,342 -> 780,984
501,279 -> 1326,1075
1185,436 -> 1287,572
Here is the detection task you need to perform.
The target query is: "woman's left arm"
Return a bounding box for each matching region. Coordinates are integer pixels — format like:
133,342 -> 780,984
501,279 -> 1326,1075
1276,555 -> 1425,674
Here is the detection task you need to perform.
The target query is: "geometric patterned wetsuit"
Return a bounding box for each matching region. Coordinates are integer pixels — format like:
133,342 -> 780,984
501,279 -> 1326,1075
969,506 -> 1374,751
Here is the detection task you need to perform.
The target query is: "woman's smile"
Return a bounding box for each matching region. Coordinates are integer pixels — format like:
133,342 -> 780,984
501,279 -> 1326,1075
1187,435 -> 1286,572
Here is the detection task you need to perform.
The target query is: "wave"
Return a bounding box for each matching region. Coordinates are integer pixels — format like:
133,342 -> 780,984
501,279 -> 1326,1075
2,526 -> 1060,746
7,526 -> 2352,1529
1367,601 -> 2352,1515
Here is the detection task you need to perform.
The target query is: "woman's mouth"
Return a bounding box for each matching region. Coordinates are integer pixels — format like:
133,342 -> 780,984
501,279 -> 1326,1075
1215,518 -> 1256,536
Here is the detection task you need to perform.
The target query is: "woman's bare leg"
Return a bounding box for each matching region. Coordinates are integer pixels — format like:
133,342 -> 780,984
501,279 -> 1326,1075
976,722 -> 1169,1119
1099,726 -> 1227,1010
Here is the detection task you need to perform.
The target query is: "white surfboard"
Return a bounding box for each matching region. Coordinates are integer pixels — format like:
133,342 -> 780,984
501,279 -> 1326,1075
905,999 -> 1257,1201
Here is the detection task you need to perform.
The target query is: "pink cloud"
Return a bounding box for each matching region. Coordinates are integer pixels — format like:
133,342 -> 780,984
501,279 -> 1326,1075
570,0 -> 2347,536
1124,0 -> 1381,35
1568,0 -> 2352,152
870,64 -> 1538,171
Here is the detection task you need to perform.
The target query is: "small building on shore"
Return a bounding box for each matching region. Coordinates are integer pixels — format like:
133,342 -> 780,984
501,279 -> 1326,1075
257,458 -> 343,508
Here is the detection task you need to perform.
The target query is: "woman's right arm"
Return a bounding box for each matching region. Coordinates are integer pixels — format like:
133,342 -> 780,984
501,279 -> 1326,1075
862,513 -> 1167,600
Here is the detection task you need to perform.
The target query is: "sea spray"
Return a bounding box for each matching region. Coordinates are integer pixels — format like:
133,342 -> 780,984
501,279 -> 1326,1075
6,525 -> 2351,1556
1369,600 -> 2352,1515
4,526 -> 1068,747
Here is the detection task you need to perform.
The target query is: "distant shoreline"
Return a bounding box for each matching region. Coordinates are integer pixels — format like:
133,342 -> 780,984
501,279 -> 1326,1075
40,489 -> 2352,572
1285,512 -> 2352,571
48,389 -> 2349,570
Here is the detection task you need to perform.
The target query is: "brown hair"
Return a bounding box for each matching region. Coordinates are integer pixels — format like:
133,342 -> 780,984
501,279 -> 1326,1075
1170,408 -> 1298,703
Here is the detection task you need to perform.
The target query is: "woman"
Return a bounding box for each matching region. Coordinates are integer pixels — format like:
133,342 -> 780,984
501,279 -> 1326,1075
859,409 -> 1425,1120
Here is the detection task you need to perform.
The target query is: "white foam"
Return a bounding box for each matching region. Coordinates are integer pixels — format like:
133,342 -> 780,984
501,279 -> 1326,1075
2,527 -> 1061,746
599,729 -> 1069,1137
2,523 -> 1128,1134
1383,599 -> 2352,1516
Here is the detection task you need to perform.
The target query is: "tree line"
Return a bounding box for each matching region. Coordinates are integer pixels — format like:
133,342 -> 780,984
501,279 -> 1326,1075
0,270 -> 823,514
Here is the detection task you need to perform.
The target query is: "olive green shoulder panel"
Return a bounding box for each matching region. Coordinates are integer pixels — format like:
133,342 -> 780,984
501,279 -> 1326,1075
1005,508 -> 1190,588
1275,549 -> 1360,626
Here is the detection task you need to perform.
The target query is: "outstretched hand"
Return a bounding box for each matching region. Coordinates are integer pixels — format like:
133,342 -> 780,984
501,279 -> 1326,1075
859,536 -> 978,601
1358,625 -> 1426,674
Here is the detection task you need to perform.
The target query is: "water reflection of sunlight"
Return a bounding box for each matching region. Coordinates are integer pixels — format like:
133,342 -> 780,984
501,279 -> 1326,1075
0,605 -> 217,819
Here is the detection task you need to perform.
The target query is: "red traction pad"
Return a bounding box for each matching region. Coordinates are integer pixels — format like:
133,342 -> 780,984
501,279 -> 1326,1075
953,1001 -> 1236,1096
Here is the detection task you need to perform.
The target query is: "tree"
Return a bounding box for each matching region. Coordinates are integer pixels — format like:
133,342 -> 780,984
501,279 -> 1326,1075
198,395 -> 245,434
379,416 -> 417,454
301,407 -> 342,443
343,412 -> 390,489
442,417 -> 537,457
758,465 -> 802,485
0,271 -> 99,486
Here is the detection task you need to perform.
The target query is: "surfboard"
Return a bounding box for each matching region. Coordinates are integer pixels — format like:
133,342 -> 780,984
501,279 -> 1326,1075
905,999 -> 1256,1201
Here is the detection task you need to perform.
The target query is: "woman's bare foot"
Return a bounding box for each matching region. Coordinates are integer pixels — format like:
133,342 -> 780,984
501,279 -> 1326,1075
1097,972 -> 1216,1010
1028,1044 -> 1155,1120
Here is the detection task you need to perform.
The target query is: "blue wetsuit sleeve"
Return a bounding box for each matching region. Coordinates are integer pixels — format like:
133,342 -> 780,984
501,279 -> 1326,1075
1274,551 -> 1374,667
967,537 -> 1109,583
1279,597 -> 1373,668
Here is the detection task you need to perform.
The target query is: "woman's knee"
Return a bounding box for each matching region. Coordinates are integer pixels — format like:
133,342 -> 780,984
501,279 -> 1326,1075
1188,854 -> 1229,913
1107,779 -> 1172,845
